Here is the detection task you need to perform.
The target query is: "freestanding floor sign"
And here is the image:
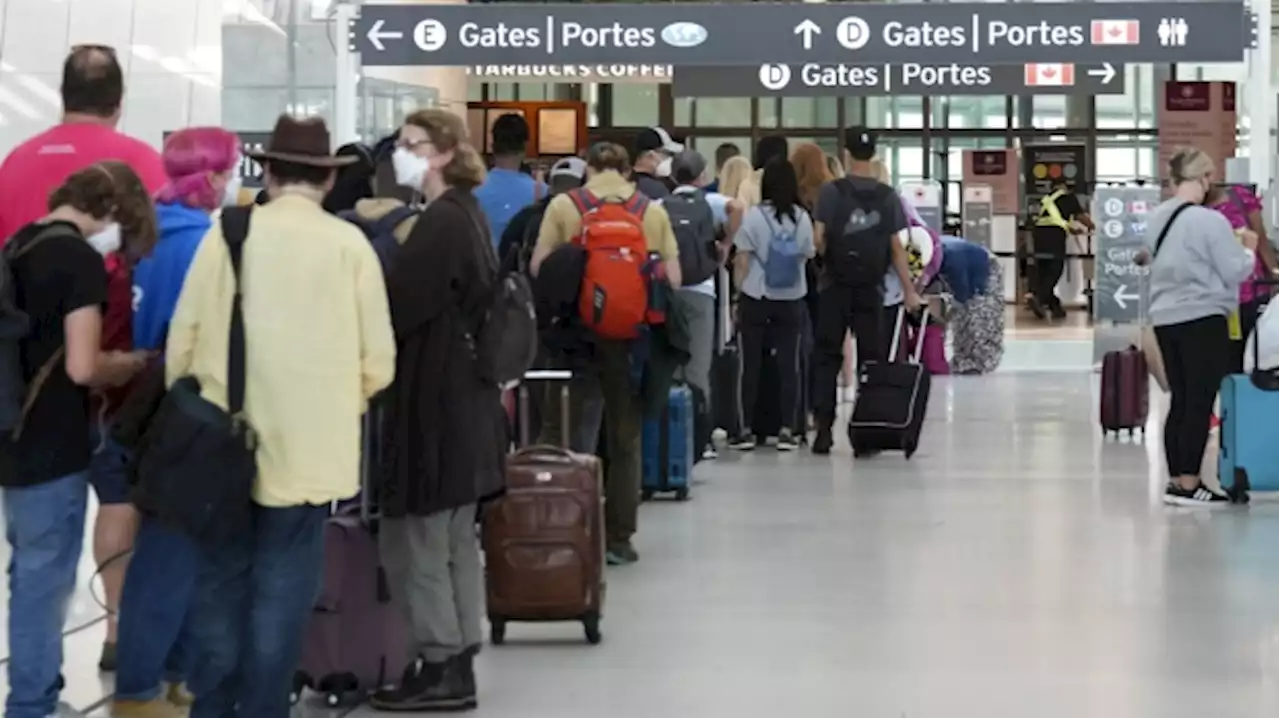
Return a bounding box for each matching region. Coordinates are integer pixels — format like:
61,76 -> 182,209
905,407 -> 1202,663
962,184 -> 994,248
900,181 -> 944,235
1091,185 -> 1161,360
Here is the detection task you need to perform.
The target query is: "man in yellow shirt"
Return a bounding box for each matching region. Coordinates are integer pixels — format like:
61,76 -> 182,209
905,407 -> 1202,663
165,116 -> 396,714
530,141 -> 679,565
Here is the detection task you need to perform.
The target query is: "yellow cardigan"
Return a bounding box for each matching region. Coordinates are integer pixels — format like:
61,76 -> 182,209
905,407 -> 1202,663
166,194 -> 397,507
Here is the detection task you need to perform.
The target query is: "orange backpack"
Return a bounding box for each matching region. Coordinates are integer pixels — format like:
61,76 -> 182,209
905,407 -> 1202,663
567,189 -> 651,340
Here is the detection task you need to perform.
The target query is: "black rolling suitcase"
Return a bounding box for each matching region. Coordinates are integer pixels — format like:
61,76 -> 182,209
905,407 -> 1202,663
847,306 -> 931,458
711,267 -> 742,437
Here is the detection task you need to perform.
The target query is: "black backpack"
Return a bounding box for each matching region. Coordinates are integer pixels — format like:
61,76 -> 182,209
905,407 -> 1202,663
825,178 -> 896,303
0,224 -> 82,439
665,189 -> 720,287
442,196 -> 538,387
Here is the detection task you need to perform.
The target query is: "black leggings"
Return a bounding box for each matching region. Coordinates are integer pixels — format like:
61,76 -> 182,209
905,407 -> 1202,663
1155,315 -> 1231,477
739,296 -> 805,434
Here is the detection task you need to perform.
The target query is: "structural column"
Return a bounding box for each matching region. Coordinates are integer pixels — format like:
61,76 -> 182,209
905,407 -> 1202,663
1245,0 -> 1274,191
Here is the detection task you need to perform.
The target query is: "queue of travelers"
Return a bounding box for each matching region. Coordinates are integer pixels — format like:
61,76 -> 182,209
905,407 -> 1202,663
0,42 -> 1272,718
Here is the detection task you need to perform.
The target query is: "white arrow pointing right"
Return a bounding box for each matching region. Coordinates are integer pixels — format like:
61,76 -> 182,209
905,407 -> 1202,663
1113,283 -> 1140,310
794,19 -> 821,50
367,19 -> 404,52
1087,62 -> 1117,85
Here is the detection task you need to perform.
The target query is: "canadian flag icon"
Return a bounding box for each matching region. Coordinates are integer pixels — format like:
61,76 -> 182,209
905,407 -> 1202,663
1024,63 -> 1076,87
1091,19 -> 1140,45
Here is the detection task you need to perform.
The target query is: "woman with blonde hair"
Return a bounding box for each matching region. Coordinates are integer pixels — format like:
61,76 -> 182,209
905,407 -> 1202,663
374,109 -> 506,711
1141,147 -> 1256,506
718,155 -> 760,207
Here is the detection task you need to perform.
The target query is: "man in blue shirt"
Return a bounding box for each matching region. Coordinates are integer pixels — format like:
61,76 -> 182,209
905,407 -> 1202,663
475,114 -> 544,248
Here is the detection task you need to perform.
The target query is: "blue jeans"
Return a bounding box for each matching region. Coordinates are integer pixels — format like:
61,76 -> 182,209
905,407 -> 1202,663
3,472 -> 89,718
186,504 -> 327,718
115,517 -> 201,701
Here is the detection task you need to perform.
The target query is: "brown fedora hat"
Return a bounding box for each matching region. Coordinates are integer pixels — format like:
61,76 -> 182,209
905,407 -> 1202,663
247,115 -> 357,168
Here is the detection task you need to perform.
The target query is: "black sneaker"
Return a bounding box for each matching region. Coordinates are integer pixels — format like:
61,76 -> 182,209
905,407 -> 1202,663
776,429 -> 800,452
1027,297 -> 1047,320
1163,482 -> 1230,507
605,541 -> 639,566
728,431 -> 756,451
811,427 -> 833,455
369,656 -> 475,712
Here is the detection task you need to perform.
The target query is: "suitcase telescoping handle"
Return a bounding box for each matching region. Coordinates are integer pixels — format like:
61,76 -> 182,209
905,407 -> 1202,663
888,304 -> 931,365
1249,277 -> 1278,384
518,369 -> 573,449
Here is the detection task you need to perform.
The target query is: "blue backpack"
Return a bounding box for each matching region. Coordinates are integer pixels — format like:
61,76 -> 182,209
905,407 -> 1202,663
758,207 -> 803,290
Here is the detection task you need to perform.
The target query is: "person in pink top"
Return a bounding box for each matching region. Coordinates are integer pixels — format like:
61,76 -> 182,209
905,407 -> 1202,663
0,44 -> 166,673
1206,183 -> 1277,371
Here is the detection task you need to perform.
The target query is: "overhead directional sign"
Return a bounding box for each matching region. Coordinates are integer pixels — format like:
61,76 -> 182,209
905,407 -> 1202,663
1092,186 -> 1161,324
352,3 -> 1251,66
673,62 -> 1124,97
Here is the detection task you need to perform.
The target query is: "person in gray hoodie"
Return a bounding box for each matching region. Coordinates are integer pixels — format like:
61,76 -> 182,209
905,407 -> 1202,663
1139,147 -> 1257,507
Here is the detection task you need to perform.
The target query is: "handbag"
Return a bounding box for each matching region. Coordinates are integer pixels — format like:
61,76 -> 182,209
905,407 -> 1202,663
131,206 -> 257,545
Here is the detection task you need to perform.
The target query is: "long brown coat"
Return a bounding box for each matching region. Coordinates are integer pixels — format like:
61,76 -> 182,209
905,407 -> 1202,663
379,189 -> 506,518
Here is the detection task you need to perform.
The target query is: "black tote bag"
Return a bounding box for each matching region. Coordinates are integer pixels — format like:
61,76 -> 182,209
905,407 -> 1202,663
131,206 -> 257,545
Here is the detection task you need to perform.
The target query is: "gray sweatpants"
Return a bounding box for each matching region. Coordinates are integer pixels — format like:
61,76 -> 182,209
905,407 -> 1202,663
673,289 -> 716,452
379,505 -> 483,663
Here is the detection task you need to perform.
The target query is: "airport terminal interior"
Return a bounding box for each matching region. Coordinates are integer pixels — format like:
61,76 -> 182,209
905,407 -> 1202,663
0,0 -> 1277,716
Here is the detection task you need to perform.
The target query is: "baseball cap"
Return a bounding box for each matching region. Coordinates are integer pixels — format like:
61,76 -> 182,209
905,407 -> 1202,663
633,127 -> 683,157
671,150 -> 707,185
549,157 -> 586,181
844,126 -> 877,161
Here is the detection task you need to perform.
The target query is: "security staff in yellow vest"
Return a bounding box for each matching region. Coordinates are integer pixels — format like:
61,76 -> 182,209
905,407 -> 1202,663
1031,179 -> 1093,319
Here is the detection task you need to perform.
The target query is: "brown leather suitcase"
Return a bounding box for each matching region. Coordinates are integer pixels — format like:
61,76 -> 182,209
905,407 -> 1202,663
482,369 -> 606,645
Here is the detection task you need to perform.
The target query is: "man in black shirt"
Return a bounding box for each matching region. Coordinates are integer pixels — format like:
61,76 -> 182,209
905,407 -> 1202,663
1030,179 -> 1094,319
0,163 -> 151,718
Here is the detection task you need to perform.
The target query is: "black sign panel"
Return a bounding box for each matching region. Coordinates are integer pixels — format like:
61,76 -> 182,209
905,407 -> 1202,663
352,3 -> 1251,66
672,62 -> 1124,97
1023,143 -> 1089,218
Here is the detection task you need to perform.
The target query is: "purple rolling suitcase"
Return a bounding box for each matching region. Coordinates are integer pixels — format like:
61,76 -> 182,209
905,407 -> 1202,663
291,401 -> 411,707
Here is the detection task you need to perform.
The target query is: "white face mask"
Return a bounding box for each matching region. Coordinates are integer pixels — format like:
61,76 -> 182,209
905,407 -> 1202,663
656,156 -> 673,178
87,223 -> 121,256
393,147 -> 430,190
221,175 -> 243,207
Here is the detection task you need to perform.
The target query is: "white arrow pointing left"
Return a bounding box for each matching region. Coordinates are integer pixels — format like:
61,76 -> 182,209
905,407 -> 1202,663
1087,62 -> 1117,85
367,19 -> 404,52
1113,283 -> 1140,310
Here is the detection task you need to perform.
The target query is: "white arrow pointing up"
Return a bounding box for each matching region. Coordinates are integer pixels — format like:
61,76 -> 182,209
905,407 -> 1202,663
367,19 -> 404,52
1112,283 -> 1140,310
1087,62 -> 1117,85
794,19 -> 821,50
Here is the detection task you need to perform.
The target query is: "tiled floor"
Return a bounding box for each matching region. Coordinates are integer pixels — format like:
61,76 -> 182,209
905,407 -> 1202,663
4,367 -> 1277,718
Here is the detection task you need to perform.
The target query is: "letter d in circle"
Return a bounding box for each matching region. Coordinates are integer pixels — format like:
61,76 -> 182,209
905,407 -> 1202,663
759,64 -> 791,91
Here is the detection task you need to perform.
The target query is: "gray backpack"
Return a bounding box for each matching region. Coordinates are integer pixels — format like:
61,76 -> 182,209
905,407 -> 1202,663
665,189 -> 720,287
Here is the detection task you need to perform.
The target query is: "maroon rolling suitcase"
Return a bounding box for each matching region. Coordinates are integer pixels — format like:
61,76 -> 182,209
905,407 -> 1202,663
1100,345 -> 1149,437
291,401 -> 411,707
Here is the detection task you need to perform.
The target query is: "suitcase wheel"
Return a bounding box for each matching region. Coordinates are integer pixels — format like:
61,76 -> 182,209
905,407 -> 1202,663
1228,468 -> 1252,505
289,672 -> 309,706
674,487 -> 690,502
324,693 -> 342,708
583,612 -> 602,645
489,617 -> 507,646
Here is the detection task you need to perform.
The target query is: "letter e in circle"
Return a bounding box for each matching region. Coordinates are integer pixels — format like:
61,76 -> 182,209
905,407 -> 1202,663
414,19 -> 447,52
758,64 -> 791,91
